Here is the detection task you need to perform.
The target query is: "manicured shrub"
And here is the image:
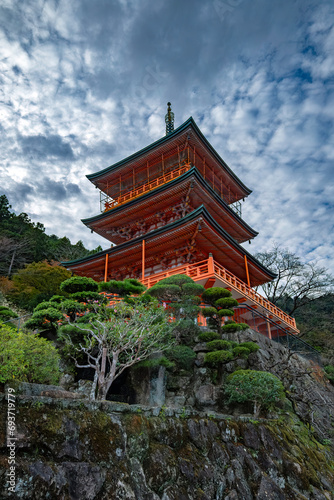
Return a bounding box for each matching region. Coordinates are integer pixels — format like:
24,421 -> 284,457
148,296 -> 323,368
232,346 -> 251,359
225,369 -> 285,416
217,309 -> 235,317
60,276 -> 98,294
202,288 -> 231,301
215,297 -> 239,309
202,306 -> 218,317
134,356 -> 175,370
198,331 -> 220,342
206,340 -> 236,351
221,322 -> 249,333
240,342 -> 260,353
166,345 -> 196,371
204,350 -> 233,366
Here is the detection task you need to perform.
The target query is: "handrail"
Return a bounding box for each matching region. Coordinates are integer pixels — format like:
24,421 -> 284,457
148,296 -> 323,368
141,257 -> 298,333
212,261 -> 297,329
103,163 -> 192,212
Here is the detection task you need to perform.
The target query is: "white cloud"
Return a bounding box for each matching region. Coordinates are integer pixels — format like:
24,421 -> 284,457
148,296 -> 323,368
0,0 -> 333,278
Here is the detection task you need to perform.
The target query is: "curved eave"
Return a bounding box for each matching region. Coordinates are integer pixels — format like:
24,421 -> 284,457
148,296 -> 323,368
86,117 -> 251,196
63,205 -> 275,282
82,167 -> 258,240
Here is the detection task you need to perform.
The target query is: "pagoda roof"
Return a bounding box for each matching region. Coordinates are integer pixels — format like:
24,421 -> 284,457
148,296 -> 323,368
86,117 -> 251,201
82,167 -> 258,244
63,205 -> 275,286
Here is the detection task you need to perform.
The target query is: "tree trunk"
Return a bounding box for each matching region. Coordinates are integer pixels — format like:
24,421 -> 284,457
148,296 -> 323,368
8,248 -> 16,278
254,401 -> 261,418
97,351 -> 119,400
90,371 -> 98,401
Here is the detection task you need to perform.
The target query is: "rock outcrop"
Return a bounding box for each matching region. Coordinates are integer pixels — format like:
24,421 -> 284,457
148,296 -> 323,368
0,395 -> 333,499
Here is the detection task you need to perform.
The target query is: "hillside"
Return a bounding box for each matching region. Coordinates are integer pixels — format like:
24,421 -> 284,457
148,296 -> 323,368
0,194 -> 102,277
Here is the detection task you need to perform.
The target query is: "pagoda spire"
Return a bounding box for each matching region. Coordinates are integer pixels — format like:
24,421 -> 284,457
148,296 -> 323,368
165,102 -> 174,135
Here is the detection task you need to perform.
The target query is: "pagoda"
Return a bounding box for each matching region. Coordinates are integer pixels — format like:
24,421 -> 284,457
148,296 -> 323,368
63,103 -> 298,337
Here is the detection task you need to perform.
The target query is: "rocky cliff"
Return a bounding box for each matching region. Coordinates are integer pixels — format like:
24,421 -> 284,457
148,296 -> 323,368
1,394 -> 334,499
1,328 -> 334,499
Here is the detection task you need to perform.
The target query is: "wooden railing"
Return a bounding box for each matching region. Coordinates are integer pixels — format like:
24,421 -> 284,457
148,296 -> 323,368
212,261 -> 297,330
141,257 -> 298,332
103,163 -> 192,212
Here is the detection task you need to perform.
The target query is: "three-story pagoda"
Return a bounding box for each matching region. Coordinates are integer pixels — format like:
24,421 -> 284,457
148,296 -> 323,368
64,104 -> 298,337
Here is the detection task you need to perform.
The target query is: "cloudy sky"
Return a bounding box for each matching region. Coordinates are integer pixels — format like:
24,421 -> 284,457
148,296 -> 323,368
1,0 -> 333,273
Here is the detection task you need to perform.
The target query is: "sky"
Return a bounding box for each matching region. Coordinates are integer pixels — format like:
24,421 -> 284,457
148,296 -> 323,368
0,0 -> 333,274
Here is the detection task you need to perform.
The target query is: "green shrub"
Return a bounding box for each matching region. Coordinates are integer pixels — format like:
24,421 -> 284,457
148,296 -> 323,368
217,309 -> 235,317
202,288 -> 231,301
324,365 -> 334,384
60,276 -> 98,294
198,331 -> 220,342
202,307 -> 218,317
0,322 -> 60,384
232,346 -> 251,359
0,307 -> 18,321
204,350 -> 233,366
206,340 -> 235,351
221,322 -> 249,333
215,297 -> 239,309
134,356 -> 175,370
240,342 -> 260,353
225,369 -> 285,416
166,345 -> 196,371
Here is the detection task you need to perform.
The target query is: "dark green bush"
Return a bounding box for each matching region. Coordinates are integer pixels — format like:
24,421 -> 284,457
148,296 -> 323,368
240,342 -> 260,353
221,322 -> 249,332
166,345 -> 196,371
60,276 -> 98,294
204,350 -> 233,366
134,356 -> 175,370
202,288 -> 231,302
202,306 -> 218,316
198,331 -> 220,342
232,346 -> 251,359
215,297 -> 239,308
324,365 -> 334,384
206,340 -> 235,351
225,369 -> 285,416
217,309 -> 235,317
0,306 -> 18,320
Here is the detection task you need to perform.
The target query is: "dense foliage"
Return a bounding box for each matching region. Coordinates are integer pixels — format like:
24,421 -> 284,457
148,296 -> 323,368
0,194 -> 102,277
202,287 -> 239,334
225,369 -> 285,417
58,299 -> 175,400
0,322 -> 60,384
5,261 -> 72,311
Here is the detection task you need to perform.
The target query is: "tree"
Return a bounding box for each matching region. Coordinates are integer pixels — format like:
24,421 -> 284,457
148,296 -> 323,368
0,322 -> 60,384
146,274 -> 204,343
58,299 -> 174,400
0,195 -> 103,276
7,261 -> 72,310
202,287 -> 240,334
255,245 -> 334,315
224,369 -> 285,417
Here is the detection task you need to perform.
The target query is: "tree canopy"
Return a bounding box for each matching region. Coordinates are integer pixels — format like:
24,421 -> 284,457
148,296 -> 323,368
0,194 -> 102,277
255,244 -> 334,315
0,322 -> 60,384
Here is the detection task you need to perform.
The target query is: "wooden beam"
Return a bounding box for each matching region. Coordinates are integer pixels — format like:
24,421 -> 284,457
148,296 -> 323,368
104,253 -> 109,282
204,277 -> 215,289
142,239 -> 145,280
244,254 -> 251,287
237,297 -> 247,303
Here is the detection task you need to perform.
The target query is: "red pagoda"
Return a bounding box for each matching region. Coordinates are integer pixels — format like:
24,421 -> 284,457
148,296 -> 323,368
64,104 -> 298,337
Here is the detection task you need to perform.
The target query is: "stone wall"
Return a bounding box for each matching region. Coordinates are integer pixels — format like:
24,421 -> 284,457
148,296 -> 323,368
1,395 -> 333,499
